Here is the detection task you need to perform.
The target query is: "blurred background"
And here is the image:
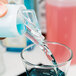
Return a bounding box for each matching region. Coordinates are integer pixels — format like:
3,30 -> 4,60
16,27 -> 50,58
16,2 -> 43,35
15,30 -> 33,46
0,0 -> 76,76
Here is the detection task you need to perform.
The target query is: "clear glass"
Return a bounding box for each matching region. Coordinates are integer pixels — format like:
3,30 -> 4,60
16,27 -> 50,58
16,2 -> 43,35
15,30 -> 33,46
21,41 -> 73,76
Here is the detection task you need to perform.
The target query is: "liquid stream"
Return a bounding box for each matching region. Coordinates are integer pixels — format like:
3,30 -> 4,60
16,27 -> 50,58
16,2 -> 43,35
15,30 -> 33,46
19,9 -> 65,75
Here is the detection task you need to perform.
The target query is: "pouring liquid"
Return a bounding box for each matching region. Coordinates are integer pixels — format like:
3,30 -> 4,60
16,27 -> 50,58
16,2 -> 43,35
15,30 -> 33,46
19,9 -> 65,75
25,31 -> 65,76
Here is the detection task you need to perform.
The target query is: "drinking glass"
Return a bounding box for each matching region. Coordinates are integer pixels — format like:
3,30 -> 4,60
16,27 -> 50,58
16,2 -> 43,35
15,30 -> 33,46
21,41 -> 73,76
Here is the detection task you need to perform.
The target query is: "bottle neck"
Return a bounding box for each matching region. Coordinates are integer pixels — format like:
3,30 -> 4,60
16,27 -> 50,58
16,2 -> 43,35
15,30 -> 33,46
18,8 -> 45,45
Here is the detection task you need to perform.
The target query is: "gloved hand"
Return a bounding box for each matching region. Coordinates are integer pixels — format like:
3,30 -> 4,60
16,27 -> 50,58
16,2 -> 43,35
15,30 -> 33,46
0,0 -> 8,4
0,0 -> 8,40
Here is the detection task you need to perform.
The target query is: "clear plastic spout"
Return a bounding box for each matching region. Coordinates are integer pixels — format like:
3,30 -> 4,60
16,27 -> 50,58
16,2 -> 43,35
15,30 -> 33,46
18,8 -> 58,70
18,7 -> 45,45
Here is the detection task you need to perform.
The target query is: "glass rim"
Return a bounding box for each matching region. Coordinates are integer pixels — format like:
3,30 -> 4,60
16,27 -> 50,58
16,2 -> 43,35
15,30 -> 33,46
21,41 -> 73,68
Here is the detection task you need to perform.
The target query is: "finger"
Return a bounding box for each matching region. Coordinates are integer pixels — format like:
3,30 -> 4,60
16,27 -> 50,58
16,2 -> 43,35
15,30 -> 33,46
0,38 -> 5,40
0,2 -> 8,18
0,0 -> 8,4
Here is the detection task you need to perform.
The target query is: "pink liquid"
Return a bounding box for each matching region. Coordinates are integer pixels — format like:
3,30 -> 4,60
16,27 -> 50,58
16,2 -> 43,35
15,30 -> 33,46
46,3 -> 76,64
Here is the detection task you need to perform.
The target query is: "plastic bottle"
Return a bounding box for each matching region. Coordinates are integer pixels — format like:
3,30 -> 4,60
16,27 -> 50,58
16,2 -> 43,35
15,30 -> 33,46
46,0 -> 76,64
2,4 -> 26,52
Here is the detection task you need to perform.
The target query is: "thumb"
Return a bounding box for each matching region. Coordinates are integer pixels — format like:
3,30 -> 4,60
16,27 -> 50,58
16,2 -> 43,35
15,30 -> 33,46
0,0 -> 8,4
0,2 -> 8,18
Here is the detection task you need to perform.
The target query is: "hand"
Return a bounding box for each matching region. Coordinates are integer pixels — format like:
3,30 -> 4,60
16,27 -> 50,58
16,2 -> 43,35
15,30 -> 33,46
0,38 -> 5,40
0,0 -> 8,4
0,0 -> 7,40
0,2 -> 8,17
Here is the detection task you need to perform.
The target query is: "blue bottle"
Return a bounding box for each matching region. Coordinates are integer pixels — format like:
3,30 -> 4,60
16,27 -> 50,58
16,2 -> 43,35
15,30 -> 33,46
24,0 -> 35,9
24,0 -> 35,50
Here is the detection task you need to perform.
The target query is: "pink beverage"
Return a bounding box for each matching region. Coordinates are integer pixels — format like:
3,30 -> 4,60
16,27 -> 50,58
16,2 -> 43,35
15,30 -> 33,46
46,0 -> 76,64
